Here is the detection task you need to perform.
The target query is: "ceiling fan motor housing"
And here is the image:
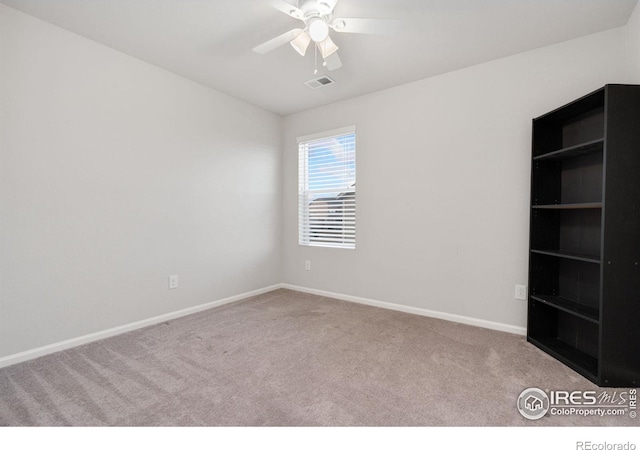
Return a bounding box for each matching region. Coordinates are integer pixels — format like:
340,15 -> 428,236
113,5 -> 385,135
297,0 -> 335,21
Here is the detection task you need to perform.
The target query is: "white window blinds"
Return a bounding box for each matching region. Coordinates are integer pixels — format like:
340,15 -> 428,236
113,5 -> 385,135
298,127 -> 356,249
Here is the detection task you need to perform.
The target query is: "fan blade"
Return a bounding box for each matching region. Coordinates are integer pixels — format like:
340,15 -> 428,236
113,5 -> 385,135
324,52 -> 342,71
268,0 -> 304,20
253,28 -> 303,54
331,18 -> 400,35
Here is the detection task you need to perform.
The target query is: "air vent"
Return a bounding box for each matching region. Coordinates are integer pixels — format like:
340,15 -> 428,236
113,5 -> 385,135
304,75 -> 335,89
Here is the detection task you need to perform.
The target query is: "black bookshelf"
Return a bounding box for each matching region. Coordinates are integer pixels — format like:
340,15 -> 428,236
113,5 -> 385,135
532,138 -> 604,161
528,84 -> 640,387
532,203 -> 602,210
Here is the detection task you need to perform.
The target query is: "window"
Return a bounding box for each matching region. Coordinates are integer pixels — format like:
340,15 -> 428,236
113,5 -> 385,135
298,126 -> 356,249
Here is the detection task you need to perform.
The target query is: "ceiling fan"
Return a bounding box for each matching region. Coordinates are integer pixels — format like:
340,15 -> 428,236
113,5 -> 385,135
252,0 -> 400,71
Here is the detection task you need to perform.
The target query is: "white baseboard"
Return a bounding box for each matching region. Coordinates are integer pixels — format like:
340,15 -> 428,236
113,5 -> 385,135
280,283 -> 527,336
1,283 -> 525,369
0,284 -> 282,369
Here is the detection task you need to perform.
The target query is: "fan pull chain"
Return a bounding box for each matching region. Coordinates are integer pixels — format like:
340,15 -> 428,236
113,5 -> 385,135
314,44 -> 318,75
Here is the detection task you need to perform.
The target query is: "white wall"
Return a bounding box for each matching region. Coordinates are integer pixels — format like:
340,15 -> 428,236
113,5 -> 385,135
282,27 -> 633,329
627,0 -> 640,80
0,4 -> 282,358
1,3 -> 638,362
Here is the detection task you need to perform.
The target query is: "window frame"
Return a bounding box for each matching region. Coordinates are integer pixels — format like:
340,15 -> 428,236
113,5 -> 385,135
297,126 -> 356,249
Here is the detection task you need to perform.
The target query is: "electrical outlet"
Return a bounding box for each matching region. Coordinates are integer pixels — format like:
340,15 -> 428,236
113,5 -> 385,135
305,260 -> 311,271
169,275 -> 179,289
515,284 -> 527,300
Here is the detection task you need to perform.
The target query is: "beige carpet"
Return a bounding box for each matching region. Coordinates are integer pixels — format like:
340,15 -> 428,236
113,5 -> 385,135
0,289 -> 635,426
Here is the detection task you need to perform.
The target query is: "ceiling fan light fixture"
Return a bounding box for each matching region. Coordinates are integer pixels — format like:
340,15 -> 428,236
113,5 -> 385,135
317,36 -> 339,58
308,18 -> 329,42
290,31 -> 311,56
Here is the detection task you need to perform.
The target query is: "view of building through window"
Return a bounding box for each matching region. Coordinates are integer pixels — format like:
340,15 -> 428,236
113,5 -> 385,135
298,128 -> 356,249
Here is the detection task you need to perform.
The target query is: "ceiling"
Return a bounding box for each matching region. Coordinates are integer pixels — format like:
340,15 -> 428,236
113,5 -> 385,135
1,0 -> 637,116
